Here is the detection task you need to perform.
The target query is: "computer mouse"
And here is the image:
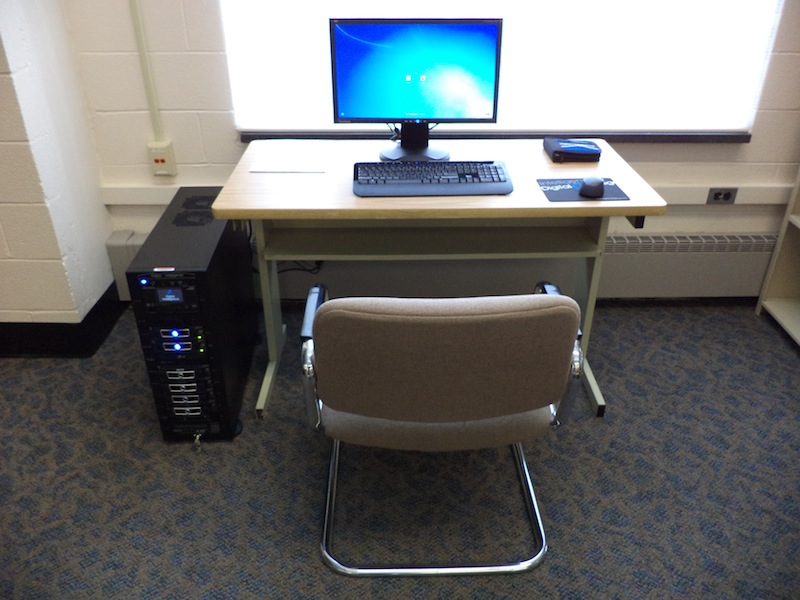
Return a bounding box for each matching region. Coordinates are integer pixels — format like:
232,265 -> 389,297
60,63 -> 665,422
578,176 -> 605,198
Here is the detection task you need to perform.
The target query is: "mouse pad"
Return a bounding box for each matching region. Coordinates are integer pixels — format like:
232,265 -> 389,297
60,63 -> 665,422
537,178 -> 630,202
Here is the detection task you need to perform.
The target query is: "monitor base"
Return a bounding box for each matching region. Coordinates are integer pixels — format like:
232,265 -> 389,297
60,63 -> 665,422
380,143 -> 450,162
379,122 -> 450,162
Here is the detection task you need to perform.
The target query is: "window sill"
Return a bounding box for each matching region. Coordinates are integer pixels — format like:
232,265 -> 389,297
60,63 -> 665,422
239,130 -> 752,144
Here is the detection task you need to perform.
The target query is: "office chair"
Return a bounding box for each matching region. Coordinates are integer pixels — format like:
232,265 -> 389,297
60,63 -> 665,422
300,284 -> 583,576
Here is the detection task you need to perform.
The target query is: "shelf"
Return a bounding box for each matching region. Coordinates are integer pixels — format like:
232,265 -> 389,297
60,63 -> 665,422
265,225 -> 602,261
763,217 -> 800,296
757,163 -> 800,345
759,298 -> 800,345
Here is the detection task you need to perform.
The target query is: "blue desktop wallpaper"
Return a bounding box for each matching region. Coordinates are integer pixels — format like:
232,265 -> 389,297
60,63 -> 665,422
332,21 -> 500,123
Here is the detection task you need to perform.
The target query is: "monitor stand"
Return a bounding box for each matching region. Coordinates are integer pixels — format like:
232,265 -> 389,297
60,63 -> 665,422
380,122 -> 450,162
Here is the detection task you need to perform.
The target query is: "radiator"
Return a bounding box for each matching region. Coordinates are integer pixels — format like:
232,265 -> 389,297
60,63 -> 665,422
599,234 -> 777,298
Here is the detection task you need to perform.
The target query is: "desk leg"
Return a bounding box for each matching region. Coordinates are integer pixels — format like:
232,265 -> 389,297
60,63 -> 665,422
578,216 -> 608,352
254,224 -> 286,419
579,256 -> 607,418
582,360 -> 606,417
579,216 -> 608,417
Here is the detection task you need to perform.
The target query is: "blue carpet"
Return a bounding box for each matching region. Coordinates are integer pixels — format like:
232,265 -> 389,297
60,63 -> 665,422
1,299 -> 798,599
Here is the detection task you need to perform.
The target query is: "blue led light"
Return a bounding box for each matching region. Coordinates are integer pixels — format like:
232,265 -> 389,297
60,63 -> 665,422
139,277 -> 149,286
171,329 -> 180,338
173,343 -> 182,351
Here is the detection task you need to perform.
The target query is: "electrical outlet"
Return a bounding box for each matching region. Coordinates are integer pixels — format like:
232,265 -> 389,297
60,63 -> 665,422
707,187 -> 737,205
148,140 -> 177,176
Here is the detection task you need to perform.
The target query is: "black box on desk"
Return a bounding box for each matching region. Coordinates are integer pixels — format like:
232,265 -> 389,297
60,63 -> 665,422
126,187 -> 256,442
543,138 -> 602,163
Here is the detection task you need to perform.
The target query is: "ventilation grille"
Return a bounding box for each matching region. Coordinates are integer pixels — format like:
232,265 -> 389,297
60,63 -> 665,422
182,195 -> 215,210
605,234 -> 777,254
173,211 -> 213,227
172,195 -> 216,227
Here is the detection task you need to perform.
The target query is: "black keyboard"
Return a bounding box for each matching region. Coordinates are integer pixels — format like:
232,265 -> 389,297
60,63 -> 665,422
353,160 -> 513,197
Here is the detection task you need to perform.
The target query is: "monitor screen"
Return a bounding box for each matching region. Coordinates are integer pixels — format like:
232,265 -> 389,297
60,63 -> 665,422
330,18 -> 503,161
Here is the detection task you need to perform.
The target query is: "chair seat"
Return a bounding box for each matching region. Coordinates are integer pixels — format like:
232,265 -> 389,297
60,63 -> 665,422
321,403 -> 556,452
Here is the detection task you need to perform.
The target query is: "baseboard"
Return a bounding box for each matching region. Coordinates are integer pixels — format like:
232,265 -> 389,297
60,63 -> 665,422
0,285 -> 128,358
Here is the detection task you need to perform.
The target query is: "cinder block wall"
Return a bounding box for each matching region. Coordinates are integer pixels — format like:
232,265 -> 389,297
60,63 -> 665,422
0,2 -> 112,324
1,0 -> 799,318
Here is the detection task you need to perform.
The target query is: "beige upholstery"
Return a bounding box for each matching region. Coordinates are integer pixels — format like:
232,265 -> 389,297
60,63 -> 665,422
312,294 -> 581,451
302,289 -> 583,576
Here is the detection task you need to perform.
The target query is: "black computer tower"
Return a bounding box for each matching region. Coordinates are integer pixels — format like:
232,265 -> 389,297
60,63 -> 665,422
126,187 -> 256,442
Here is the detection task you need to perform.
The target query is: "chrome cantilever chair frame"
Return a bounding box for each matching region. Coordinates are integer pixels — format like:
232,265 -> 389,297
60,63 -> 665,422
301,285 -> 584,577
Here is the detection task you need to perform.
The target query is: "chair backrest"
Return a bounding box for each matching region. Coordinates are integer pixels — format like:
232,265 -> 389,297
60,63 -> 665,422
312,294 -> 581,428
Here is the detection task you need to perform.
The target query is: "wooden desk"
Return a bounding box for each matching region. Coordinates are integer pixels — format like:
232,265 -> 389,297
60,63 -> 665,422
212,138 -> 666,418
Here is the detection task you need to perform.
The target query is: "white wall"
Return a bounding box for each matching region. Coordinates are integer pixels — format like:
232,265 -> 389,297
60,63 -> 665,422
62,0 -> 245,231
57,0 -> 800,233
612,0 -> 800,237
0,0 -> 798,318
0,0 -> 113,323
65,0 -> 798,239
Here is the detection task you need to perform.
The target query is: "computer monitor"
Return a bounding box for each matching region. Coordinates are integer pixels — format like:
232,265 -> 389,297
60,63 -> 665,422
330,18 -> 503,161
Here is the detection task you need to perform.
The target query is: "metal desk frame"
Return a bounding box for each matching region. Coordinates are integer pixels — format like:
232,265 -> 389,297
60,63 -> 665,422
212,139 -> 667,418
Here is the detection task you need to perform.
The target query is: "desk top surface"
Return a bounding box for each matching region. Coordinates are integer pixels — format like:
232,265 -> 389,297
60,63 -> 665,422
212,138 -> 666,221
